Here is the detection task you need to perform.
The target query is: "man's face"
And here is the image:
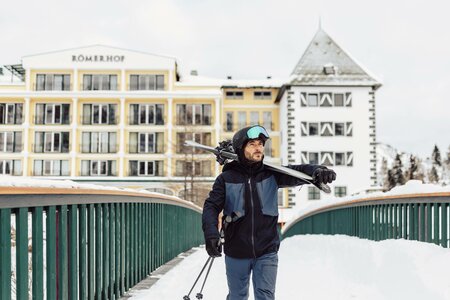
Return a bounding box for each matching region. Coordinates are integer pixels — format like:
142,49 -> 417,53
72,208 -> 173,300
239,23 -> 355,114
244,139 -> 265,162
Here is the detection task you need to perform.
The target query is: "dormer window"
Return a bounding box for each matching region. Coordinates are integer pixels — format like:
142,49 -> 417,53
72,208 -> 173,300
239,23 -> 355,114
323,64 -> 336,75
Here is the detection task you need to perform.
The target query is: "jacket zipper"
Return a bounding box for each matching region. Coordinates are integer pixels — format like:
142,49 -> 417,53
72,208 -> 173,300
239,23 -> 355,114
248,177 -> 256,258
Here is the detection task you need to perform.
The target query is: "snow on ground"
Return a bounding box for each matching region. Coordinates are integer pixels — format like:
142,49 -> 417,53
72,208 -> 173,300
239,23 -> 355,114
129,235 -> 450,300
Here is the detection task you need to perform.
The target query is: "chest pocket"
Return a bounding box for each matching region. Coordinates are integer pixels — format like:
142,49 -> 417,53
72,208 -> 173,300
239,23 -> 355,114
256,175 -> 279,217
224,182 -> 245,219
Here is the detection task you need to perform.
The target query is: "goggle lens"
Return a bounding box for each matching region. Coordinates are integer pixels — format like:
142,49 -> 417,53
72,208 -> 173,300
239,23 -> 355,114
246,126 -> 269,140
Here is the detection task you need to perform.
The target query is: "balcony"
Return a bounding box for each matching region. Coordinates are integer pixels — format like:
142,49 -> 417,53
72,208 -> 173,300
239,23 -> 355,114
79,144 -> 119,154
33,83 -> 72,91
80,115 -> 119,126
33,144 -> 71,153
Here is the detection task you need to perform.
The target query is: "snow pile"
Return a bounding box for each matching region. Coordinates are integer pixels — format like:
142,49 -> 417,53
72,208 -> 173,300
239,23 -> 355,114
129,235 -> 450,300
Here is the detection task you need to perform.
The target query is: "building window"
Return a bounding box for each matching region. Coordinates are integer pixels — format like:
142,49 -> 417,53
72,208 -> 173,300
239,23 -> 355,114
277,189 -> 284,206
0,103 -> 23,124
225,91 -> 243,99
82,104 -> 117,125
82,74 -> 118,90
81,132 -> 117,153
262,112 -> 272,130
129,160 -> 163,176
335,186 -> 347,197
129,132 -> 163,153
334,94 -> 344,106
35,104 -> 70,125
225,112 -> 233,132
264,139 -> 273,157
34,132 -> 70,153
309,123 -> 319,136
308,187 -> 321,200
254,91 -> 272,100
80,160 -> 117,176
130,74 -> 164,90
36,74 -> 71,91
309,152 -> 319,164
307,94 -> 318,106
335,123 -> 345,136
250,112 -> 259,125
335,152 -> 345,166
175,160 -> 211,177
129,104 -> 164,125
0,160 -> 22,175
33,160 -> 70,176
177,132 -> 211,154
176,104 -> 211,125
0,132 -> 22,152
237,112 -> 246,128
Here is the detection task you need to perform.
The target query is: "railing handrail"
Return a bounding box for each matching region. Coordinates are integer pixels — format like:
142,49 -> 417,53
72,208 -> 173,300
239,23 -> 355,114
282,192 -> 450,235
0,186 -> 202,212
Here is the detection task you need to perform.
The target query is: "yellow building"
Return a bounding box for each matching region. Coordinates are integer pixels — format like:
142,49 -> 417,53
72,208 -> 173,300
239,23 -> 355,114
0,45 -> 283,206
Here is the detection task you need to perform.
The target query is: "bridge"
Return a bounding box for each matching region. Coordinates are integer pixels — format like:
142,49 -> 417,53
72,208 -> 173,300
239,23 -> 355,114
0,184 -> 449,299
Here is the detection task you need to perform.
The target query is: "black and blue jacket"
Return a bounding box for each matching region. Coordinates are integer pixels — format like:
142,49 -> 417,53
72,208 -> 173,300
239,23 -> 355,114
202,160 -> 321,259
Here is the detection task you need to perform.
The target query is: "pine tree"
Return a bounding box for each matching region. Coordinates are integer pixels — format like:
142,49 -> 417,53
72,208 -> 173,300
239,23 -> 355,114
392,154 -> 405,186
432,145 -> 442,166
406,154 -> 418,180
429,166 -> 439,183
445,145 -> 450,165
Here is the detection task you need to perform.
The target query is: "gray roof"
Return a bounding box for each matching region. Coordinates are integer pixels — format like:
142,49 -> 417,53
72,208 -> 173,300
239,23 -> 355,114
290,29 -> 381,88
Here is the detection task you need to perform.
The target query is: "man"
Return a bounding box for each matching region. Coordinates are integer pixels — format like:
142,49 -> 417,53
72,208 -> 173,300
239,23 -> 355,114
202,125 -> 336,300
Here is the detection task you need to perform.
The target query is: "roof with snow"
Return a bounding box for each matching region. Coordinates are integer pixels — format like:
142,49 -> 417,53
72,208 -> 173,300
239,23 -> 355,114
176,74 -> 285,88
290,28 -> 381,88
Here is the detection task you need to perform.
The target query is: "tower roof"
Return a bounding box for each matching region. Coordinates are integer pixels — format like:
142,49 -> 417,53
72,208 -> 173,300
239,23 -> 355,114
290,28 -> 381,88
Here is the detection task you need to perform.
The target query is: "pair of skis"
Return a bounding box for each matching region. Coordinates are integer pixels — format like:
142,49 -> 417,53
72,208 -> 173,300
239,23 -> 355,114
184,140 -> 331,194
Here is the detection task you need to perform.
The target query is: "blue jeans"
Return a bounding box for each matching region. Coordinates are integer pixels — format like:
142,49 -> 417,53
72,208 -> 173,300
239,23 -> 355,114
225,252 -> 278,300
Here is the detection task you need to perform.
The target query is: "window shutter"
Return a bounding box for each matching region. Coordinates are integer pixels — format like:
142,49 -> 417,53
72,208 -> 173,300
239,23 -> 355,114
301,122 -> 308,136
300,93 -> 307,107
345,93 -> 352,107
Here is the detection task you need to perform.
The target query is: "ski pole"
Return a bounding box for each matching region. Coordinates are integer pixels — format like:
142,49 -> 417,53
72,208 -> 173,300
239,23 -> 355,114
183,257 -> 212,300
195,257 -> 215,299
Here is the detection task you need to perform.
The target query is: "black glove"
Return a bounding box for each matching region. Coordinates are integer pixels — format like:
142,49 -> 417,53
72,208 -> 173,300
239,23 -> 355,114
205,238 -> 222,257
312,167 -> 336,185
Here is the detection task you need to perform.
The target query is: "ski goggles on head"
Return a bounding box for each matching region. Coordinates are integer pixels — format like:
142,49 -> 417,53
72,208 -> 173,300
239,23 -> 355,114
246,125 -> 269,140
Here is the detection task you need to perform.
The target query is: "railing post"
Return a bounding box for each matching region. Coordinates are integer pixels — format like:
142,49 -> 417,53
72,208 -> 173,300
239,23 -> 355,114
441,203 -> 448,248
434,203 -> 440,245
0,209 -> 12,300
32,206 -> 44,300
47,206 -> 57,300
68,204 -> 78,300
419,203 -> 426,242
16,207 -> 28,300
79,204 -> 87,300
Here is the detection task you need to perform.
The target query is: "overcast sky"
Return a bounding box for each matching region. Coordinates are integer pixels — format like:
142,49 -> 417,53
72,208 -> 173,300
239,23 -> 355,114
1,0 -> 448,158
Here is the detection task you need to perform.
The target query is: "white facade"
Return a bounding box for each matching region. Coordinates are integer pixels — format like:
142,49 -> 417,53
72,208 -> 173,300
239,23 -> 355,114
278,29 -> 380,221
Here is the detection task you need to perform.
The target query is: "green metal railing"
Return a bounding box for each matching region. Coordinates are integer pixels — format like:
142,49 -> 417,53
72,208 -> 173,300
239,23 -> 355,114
282,193 -> 450,248
0,187 -> 203,300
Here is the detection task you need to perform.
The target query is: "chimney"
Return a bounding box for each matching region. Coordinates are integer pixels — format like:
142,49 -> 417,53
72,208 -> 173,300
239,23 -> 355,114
227,76 -> 232,80
190,70 -> 198,76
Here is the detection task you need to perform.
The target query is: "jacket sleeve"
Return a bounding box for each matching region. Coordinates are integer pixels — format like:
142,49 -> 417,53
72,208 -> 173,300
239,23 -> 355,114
202,175 -> 226,240
274,164 -> 325,188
